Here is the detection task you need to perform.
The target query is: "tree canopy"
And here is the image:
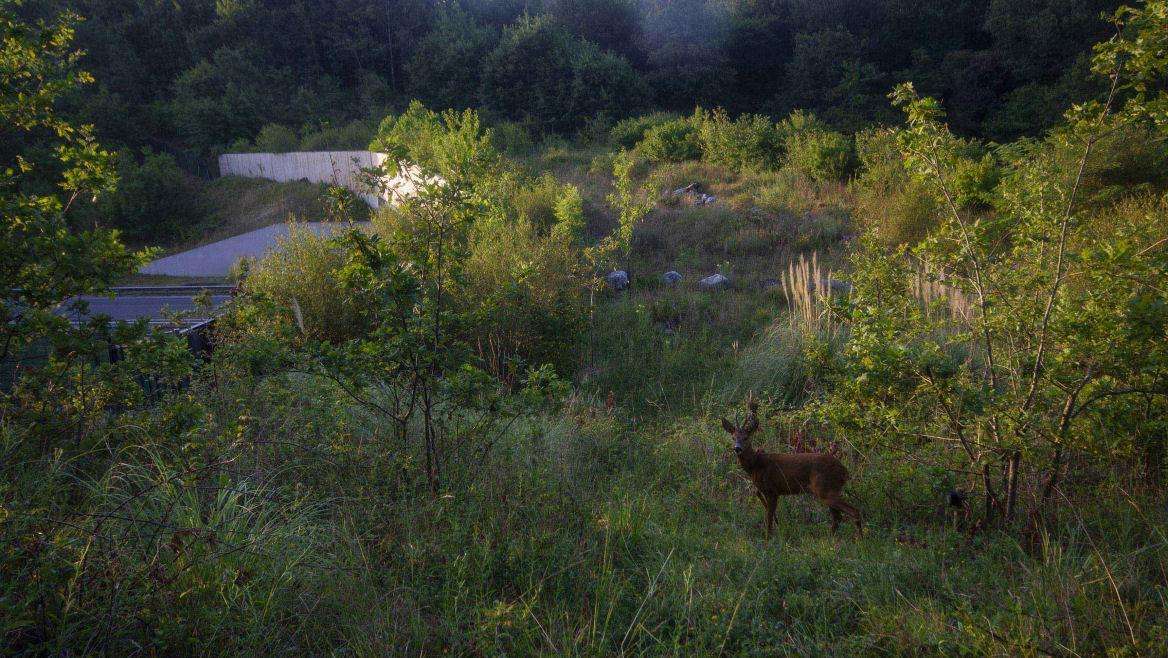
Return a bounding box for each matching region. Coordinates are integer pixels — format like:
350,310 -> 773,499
12,0 -> 1125,166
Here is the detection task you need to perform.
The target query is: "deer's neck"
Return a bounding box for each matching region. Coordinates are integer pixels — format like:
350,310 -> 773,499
737,448 -> 765,472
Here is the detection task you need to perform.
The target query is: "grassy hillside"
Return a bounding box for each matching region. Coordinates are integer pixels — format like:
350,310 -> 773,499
194,178 -> 331,246
8,1 -> 1168,654
22,136 -> 1161,655
8,104 -> 1168,657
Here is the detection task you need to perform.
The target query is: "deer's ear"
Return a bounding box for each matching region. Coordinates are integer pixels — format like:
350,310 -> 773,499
721,417 -> 736,434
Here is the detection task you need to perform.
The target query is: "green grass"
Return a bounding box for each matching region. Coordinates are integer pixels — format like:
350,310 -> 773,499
149,176 -> 349,256
8,143 -> 1166,655
56,374 -> 1160,655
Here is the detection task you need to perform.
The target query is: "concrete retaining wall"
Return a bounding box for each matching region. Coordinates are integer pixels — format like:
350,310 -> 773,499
218,151 -> 425,208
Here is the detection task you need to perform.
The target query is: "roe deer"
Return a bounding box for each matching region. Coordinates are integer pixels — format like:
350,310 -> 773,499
722,396 -> 862,538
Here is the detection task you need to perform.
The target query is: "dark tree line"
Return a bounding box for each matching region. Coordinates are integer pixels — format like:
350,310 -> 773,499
19,0 -> 1121,167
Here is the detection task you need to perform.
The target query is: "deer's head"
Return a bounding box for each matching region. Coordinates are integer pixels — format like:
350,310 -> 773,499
722,394 -> 760,455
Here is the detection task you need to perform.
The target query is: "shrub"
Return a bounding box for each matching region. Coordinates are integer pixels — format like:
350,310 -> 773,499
850,128 -> 939,246
512,173 -> 569,235
491,121 -> 535,155
577,113 -> 615,145
562,46 -> 648,130
371,102 -> 499,185
1078,123 -> 1168,205
778,109 -> 827,135
753,167 -> 848,217
553,184 -> 585,245
694,107 -> 785,171
950,151 -> 1000,208
252,123 -> 299,152
610,112 -> 681,149
169,46 -> 290,156
299,118 -> 377,151
242,223 -> 366,343
784,129 -> 856,182
405,8 -> 496,112
480,16 -> 646,133
371,101 -> 444,165
463,216 -> 584,382
636,118 -> 702,163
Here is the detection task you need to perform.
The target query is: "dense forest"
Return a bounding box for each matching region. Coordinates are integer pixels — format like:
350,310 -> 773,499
17,0 -> 1121,156
3,0 -> 1168,655
7,0 -> 1131,247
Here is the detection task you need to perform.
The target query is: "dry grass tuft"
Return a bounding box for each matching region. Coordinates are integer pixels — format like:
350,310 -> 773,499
780,251 -> 846,337
909,266 -> 974,324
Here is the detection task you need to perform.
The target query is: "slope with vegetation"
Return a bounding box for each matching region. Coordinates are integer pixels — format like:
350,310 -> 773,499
3,0 -> 1168,656
3,0 -> 1135,251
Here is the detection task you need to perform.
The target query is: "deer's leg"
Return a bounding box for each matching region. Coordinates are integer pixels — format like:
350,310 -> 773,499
763,495 -> 779,540
754,490 -> 767,531
829,507 -> 842,534
825,496 -> 863,534
839,498 -> 863,530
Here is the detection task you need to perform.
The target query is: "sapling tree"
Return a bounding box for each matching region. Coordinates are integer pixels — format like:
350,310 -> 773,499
606,148 -> 655,262
0,6 -> 144,364
325,106 -> 505,492
814,0 -> 1168,523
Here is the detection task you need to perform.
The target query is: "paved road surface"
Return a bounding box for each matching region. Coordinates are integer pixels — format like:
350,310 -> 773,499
140,222 -> 370,277
59,293 -> 233,327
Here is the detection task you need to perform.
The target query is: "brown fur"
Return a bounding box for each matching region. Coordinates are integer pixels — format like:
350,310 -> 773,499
722,398 -> 862,538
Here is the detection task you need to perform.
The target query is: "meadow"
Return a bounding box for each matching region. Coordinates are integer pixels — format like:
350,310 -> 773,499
4,3 -> 1168,655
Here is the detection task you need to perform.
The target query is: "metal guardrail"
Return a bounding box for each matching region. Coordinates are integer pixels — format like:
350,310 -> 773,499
3,287 -> 235,391
53,286 -> 237,328
107,285 -> 237,296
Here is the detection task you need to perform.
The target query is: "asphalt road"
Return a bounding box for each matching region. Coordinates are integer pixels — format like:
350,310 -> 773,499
140,222 -> 369,277
59,293 -> 232,327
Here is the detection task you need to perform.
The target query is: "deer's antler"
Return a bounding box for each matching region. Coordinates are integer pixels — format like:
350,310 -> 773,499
743,391 -> 759,432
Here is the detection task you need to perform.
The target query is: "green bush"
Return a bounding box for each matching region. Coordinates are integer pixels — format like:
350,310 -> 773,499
694,107 -> 785,171
252,123 -> 299,152
784,129 -> 857,182
512,173 -> 569,235
480,16 -> 646,133
169,46 -> 291,156
1078,124 -> 1168,205
851,128 -> 940,246
491,120 -> 536,155
463,216 -> 585,382
636,118 -> 702,163
371,102 -> 500,184
405,8 -> 496,112
750,166 -> 848,217
610,112 -> 681,149
242,223 -> 367,343
950,150 -> 1000,208
299,118 -> 377,151
553,183 -> 585,245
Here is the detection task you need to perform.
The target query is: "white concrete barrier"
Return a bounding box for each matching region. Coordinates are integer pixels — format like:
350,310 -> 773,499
217,151 -> 426,208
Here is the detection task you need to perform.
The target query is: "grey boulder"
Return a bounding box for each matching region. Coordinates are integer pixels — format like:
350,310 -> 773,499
605,270 -> 629,290
662,271 -> 683,285
699,273 -> 731,290
824,278 -> 853,294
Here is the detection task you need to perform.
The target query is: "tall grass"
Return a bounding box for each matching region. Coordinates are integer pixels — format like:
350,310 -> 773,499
779,251 -> 846,338
909,265 -> 975,324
